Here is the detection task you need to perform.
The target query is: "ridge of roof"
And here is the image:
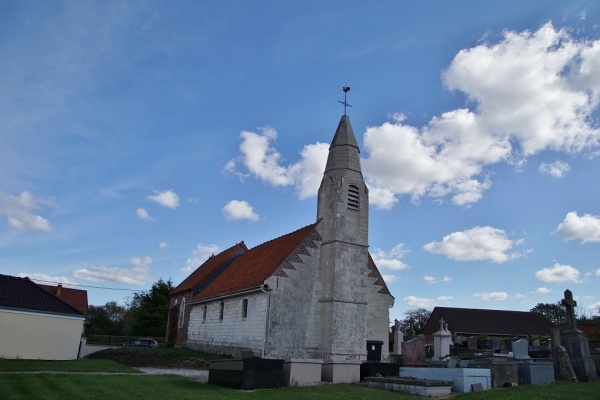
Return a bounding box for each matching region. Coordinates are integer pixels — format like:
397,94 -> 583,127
171,241 -> 248,295
192,221 -> 321,302
0,274 -> 85,317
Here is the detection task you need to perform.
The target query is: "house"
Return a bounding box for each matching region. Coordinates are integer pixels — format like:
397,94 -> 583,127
422,306 -> 556,340
0,274 -> 86,360
167,113 -> 394,364
39,283 -> 89,325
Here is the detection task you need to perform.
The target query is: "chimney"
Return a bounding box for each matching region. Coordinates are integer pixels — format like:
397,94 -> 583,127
56,283 -> 62,297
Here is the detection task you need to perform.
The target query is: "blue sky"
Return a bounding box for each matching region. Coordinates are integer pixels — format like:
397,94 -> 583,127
2,1 -> 600,323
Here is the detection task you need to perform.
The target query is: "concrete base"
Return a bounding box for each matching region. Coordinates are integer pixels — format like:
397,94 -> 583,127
283,358 -> 323,386
562,330 -> 597,381
366,376 -> 452,397
400,367 -> 491,393
322,360 -> 361,383
517,361 -> 555,385
468,359 -> 518,388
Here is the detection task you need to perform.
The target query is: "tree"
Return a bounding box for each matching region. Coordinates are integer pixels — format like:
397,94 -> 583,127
127,278 -> 174,337
87,301 -> 127,335
530,302 -> 566,325
394,308 -> 432,335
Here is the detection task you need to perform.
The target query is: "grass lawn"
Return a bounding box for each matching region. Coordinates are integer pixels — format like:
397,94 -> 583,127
0,359 -> 138,373
1,359 -> 598,399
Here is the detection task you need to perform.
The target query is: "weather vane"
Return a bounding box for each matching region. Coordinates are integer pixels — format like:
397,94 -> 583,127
338,86 -> 352,115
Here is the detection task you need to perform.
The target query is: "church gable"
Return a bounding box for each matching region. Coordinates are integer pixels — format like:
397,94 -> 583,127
367,254 -> 393,296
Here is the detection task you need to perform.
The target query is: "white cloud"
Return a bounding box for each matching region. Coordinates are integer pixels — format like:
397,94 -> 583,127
442,276 -> 452,282
230,126 -> 329,199
136,207 -> 154,221
535,262 -> 580,283
437,295 -> 453,302
182,243 -> 220,274
73,256 -> 153,286
424,275 -> 436,284
159,241 -> 169,249
371,243 -> 409,271
533,287 -> 552,294
539,161 -> 570,178
0,191 -> 53,232
474,291 -> 509,301
147,189 -> 180,209
232,23 -> 600,209
514,293 -> 526,299
589,302 -> 600,312
382,274 -> 398,283
222,200 -> 259,222
423,226 -> 523,263
557,211 -> 600,243
596,269 -> 600,276
404,295 -> 436,308
17,273 -> 78,285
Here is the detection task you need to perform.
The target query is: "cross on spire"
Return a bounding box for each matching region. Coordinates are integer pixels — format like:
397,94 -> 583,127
561,289 -> 578,330
338,86 -> 352,115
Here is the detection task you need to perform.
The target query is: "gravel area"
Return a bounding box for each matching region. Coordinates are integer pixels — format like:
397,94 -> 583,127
136,367 -> 209,382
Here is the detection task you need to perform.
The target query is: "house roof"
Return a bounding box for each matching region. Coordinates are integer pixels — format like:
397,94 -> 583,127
423,306 -> 556,337
0,274 -> 85,318
39,284 -> 89,318
171,241 -> 248,296
191,221 -> 322,302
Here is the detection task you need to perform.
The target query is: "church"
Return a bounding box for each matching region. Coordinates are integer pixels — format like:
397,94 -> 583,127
166,107 -> 394,366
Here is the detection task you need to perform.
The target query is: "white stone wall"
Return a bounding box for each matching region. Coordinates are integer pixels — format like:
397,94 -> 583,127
366,286 -> 394,360
186,291 -> 268,356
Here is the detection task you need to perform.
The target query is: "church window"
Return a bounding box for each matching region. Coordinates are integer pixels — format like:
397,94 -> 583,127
202,305 -> 207,322
242,299 -> 248,318
219,302 -> 224,320
348,185 -> 359,211
178,298 -> 186,328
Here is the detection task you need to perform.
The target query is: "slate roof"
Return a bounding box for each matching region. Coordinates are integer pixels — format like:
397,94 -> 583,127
423,306 -> 556,337
0,274 -> 85,317
39,284 -> 89,319
191,221 -> 322,302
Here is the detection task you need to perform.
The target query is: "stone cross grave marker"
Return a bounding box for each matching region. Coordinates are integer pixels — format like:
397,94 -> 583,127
561,289 -> 578,331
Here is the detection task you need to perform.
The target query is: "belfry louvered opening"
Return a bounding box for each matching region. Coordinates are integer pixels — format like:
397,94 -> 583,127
348,185 -> 359,211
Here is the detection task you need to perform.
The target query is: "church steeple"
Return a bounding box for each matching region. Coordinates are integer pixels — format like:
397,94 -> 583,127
317,113 -> 368,247
323,115 -> 362,175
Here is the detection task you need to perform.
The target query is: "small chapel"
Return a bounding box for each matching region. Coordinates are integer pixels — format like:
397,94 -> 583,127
166,102 -> 394,370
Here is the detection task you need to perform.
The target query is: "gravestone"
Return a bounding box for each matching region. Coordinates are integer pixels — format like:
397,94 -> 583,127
560,289 -> 597,381
532,340 -> 541,347
512,339 -> 530,360
401,334 -> 426,365
491,338 -> 501,350
555,345 -> 578,381
433,318 -> 452,361
393,329 -> 404,354
467,336 -> 478,350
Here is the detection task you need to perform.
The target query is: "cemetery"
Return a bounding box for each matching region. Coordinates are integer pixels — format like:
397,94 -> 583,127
204,290 -> 597,396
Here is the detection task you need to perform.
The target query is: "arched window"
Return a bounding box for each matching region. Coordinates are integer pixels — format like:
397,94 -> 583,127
178,298 -> 186,328
219,302 -> 224,321
202,305 -> 207,322
242,299 -> 248,318
348,185 -> 359,211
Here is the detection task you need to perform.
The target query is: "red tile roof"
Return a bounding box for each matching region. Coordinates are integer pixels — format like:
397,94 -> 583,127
171,241 -> 248,296
423,306 -> 556,337
39,284 -> 89,318
192,221 -> 321,302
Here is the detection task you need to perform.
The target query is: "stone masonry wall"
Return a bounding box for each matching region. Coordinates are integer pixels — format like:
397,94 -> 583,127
186,291 -> 268,357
